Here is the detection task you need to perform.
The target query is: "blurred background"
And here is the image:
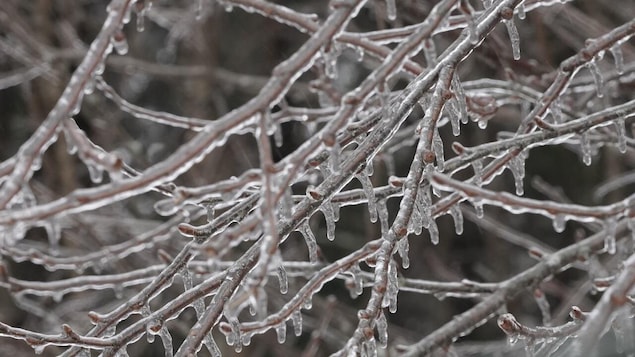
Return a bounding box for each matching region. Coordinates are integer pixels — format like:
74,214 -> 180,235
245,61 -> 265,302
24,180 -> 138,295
0,0 -> 634,355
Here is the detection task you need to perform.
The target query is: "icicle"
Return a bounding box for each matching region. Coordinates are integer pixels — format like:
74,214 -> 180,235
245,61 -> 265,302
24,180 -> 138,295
613,312 -> 635,353
377,199 -> 389,236
273,123 -> 283,148
551,98 -> 564,124
472,198 -> 484,218
135,1 -> 150,32
451,72 -> 469,130
396,237 -> 410,269
299,222 -> 319,262
154,198 -> 179,216
508,151 -> 526,196
517,1 -> 526,20
158,328 -> 173,357
587,60 -> 604,97
362,338 -> 378,357
346,265 -> 364,298
87,163 -> 104,183
459,0 -> 478,44
615,117 -> 627,154
552,214 -> 566,233
275,322 -> 287,344
292,310 -> 303,336
610,44 -> 624,74
277,264 -> 288,294
385,259 -> 399,313
581,132 -> 592,166
332,201 -> 340,222
428,217 -> 439,245
323,48 -> 338,80
503,14 -> 521,60
195,0 -> 204,20
328,141 -> 341,174
376,311 -> 388,348
278,187 -> 293,220
241,333 -> 252,347
449,205 -> 464,235
64,131 -> 78,155
604,217 -> 617,255
472,159 -> 483,187
84,77 -> 96,95
423,39 -> 437,67
44,221 -> 61,252
321,201 -> 336,241
112,31 -> 129,56
533,289 -> 551,326
432,129 -> 444,172
357,165 -> 378,223
385,0 -> 397,20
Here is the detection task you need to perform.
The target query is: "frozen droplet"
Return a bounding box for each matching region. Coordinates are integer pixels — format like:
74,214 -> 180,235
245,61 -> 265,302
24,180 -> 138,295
357,165 -> 377,223
112,31 -> 129,56
385,0 -> 396,21
292,310 -> 303,336
87,163 -> 104,183
610,45 -> 624,74
154,198 -> 179,216
504,18 -> 521,60
581,133 -> 592,166
275,322 -> 286,344
376,311 -> 388,348
321,202 -> 336,241
397,237 -> 409,269
587,60 -> 604,97
449,205 -> 463,235
303,296 -> 313,310
84,78 -> 96,95
241,333 -> 252,347
552,214 -> 566,233
615,118 -> 627,154
481,0 -> 492,9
